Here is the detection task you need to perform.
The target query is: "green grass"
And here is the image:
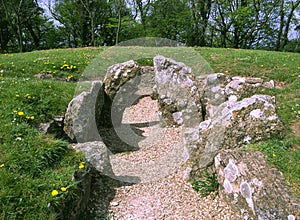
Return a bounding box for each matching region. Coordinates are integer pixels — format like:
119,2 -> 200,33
0,46 -> 299,218
191,171 -> 219,199
196,47 -> 300,83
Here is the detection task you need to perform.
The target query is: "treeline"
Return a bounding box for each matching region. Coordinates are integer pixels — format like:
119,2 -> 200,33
0,0 -> 299,53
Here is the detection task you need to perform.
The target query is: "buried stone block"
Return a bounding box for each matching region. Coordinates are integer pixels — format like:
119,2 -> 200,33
214,150 -> 300,220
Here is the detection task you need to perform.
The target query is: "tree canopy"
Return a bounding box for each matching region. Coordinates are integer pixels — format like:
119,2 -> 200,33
0,0 -> 299,52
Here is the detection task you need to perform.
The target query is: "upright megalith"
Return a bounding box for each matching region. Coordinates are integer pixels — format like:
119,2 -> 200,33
64,81 -> 103,143
153,55 -> 203,127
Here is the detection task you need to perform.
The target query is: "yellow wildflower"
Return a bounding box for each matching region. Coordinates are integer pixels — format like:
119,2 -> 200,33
51,190 -> 59,196
30,116 -> 34,120
78,162 -> 85,169
272,153 -> 276,157
15,94 -> 20,98
13,110 -> 18,114
25,94 -> 31,99
17,111 -> 24,116
61,187 -> 67,192
0,164 -> 5,168
67,75 -> 73,80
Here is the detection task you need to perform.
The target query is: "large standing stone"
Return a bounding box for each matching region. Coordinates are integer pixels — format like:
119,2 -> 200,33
214,150 -> 300,220
153,55 -> 203,127
64,81 -> 103,142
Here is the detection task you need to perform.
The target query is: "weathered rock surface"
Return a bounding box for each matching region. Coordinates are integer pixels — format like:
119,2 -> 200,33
153,55 -> 203,127
39,116 -> 67,139
72,141 -> 113,175
59,164 -> 94,220
64,81 -> 103,142
215,150 -> 300,220
197,73 -> 275,119
186,94 -> 284,177
104,60 -> 141,100
34,72 -> 54,79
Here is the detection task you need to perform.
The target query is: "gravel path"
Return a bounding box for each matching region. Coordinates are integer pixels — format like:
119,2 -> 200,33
87,96 -> 241,219
109,96 -> 240,219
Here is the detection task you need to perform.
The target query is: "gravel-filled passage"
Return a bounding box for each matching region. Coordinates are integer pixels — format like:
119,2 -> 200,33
103,96 -> 241,219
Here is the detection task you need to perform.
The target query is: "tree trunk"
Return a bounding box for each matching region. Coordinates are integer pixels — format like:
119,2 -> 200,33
281,0 -> 300,50
27,24 -> 40,48
91,15 -> 95,46
275,0 -> 285,51
116,9 -> 121,45
16,16 -> 23,52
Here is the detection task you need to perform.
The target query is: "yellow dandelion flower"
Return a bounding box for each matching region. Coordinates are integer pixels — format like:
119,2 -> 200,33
51,190 -> 59,196
78,162 -> 85,169
30,116 -> 34,120
17,111 -> 24,116
13,110 -> 18,113
0,164 -> 5,168
15,94 -> 20,98
67,75 -> 73,80
25,94 -> 31,99
272,153 -> 276,157
61,187 -> 67,192
26,116 -> 30,119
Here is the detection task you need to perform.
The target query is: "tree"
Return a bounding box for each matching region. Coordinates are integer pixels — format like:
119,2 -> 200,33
275,0 -> 300,50
0,3 -> 11,52
1,0 -> 46,52
188,0 -> 212,46
146,0 -> 192,43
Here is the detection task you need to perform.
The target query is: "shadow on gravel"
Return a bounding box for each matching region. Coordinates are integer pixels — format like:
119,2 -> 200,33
80,171 -> 140,219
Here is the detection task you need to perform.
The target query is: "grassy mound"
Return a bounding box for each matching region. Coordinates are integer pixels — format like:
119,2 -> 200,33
0,47 -> 299,218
